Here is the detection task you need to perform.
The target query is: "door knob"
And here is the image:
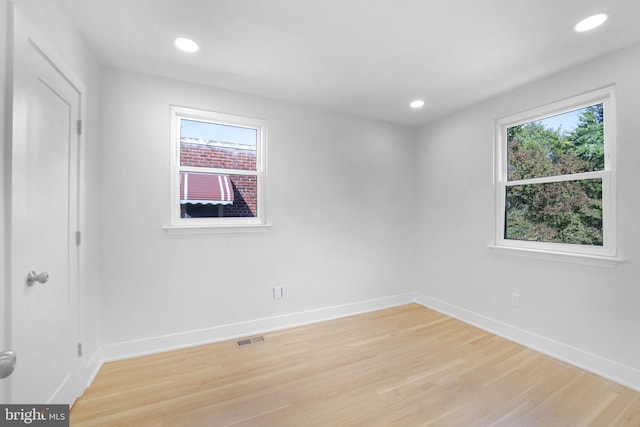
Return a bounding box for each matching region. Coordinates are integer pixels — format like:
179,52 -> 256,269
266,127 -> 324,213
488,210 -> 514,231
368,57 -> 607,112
27,271 -> 49,287
0,350 -> 16,379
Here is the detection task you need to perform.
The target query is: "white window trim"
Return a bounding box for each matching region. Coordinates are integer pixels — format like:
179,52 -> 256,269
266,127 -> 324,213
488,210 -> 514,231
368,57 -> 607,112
163,223 -> 272,235
493,86 -> 619,264
166,106 -> 268,230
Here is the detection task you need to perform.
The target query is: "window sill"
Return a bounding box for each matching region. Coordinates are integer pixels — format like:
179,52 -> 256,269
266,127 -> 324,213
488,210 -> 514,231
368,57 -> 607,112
488,245 -> 623,268
163,223 -> 272,235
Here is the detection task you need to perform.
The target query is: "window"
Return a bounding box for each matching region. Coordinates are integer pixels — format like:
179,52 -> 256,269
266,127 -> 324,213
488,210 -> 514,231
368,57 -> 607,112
494,87 -> 616,258
169,107 -> 267,228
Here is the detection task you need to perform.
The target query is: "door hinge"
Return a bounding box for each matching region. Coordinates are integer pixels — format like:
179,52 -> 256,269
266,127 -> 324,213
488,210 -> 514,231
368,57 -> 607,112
76,231 -> 82,246
78,343 -> 83,357
77,119 -> 82,136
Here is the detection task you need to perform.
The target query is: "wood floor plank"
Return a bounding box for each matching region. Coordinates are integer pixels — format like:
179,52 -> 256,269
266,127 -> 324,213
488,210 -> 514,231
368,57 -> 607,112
70,304 -> 640,426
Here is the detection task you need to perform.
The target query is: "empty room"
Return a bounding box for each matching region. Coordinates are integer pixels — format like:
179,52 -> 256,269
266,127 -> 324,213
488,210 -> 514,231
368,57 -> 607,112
1,0 -> 640,425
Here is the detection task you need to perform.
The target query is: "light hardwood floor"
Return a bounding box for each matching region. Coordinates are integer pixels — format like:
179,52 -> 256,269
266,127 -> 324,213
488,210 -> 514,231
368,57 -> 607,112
70,304 -> 640,426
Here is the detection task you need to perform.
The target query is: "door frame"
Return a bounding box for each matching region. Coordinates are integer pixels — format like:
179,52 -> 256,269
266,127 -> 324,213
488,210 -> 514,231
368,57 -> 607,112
0,0 -> 11,405
8,6 -> 87,404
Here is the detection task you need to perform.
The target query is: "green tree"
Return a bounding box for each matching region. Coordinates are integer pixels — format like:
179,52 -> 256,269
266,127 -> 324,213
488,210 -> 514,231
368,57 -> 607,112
567,104 -> 604,170
507,122 -> 569,175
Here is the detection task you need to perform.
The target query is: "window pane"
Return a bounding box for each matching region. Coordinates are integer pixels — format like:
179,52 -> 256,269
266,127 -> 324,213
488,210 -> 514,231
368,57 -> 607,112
180,119 -> 257,171
505,179 -> 602,245
507,104 -> 604,181
180,174 -> 257,218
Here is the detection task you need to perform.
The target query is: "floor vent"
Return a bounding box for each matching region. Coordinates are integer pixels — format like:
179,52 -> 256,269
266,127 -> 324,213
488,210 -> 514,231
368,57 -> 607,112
237,336 -> 266,347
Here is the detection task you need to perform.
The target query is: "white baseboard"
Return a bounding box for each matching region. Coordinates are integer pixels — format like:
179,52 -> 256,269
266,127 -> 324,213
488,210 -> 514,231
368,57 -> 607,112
414,292 -> 640,392
82,347 -> 103,391
92,291 -> 640,394
101,293 -> 415,362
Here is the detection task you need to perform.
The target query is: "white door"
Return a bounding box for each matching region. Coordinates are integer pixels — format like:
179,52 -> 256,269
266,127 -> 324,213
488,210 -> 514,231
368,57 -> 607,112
10,13 -> 81,405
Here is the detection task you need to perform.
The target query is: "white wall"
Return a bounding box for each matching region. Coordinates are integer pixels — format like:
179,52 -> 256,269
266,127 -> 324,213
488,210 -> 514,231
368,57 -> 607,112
98,68 -> 417,355
416,42 -> 640,388
13,0 -> 103,388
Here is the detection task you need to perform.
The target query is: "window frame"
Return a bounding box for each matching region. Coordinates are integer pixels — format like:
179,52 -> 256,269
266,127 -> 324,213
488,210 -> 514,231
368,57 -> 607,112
168,106 -> 267,229
494,86 -> 617,258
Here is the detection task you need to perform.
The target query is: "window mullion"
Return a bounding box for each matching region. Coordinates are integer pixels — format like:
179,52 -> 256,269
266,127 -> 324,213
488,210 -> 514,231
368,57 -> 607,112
506,170 -> 606,187
179,166 -> 259,176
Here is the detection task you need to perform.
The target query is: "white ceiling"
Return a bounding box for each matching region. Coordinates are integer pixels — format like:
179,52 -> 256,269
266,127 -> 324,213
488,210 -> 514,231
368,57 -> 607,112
58,0 -> 640,127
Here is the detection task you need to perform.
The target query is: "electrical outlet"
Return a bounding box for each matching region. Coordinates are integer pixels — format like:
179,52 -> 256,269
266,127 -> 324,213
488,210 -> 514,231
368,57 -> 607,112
273,287 -> 284,299
511,293 -> 520,308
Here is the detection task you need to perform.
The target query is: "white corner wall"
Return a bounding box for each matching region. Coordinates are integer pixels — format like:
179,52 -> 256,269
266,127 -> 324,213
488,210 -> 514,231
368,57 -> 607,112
98,68 -> 418,358
416,42 -> 640,390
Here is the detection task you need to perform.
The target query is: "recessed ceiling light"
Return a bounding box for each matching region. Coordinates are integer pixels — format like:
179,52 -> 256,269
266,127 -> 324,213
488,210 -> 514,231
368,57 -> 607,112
410,100 -> 425,109
174,37 -> 200,53
574,14 -> 608,32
